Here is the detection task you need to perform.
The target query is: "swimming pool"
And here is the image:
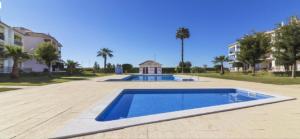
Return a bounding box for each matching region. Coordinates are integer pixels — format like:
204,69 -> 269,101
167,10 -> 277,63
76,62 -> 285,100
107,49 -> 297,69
96,89 -> 272,121
53,88 -> 294,138
123,74 -> 193,81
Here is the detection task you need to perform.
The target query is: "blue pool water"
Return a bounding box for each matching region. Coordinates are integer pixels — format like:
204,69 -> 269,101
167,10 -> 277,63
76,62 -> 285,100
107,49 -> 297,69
124,75 -> 179,81
96,89 -> 272,121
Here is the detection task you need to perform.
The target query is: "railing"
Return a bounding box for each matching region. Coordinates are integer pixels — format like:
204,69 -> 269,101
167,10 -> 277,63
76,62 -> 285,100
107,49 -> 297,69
0,67 -> 13,73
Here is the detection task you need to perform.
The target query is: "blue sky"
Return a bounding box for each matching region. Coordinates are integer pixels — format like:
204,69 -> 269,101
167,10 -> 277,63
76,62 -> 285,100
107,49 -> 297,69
1,0 -> 300,67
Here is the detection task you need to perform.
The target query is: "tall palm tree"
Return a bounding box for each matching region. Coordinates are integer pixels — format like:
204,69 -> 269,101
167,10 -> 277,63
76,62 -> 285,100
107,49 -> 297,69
176,27 -> 190,73
1,45 -> 31,78
97,48 -> 113,69
213,55 -> 229,75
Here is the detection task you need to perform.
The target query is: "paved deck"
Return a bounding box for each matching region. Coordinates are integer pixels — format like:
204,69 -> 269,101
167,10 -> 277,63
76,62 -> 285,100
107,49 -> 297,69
0,75 -> 299,139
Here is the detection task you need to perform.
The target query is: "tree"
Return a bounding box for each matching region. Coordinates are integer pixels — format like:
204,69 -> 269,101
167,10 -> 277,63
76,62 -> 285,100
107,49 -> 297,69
177,61 -> 192,73
65,60 -> 80,75
273,16 -> 300,78
232,62 -> 244,72
93,62 -> 100,73
97,48 -> 113,70
212,55 -> 229,75
179,61 -> 192,68
176,27 -> 190,73
122,64 -> 133,73
203,64 -> 208,72
34,42 -> 59,75
1,45 -> 30,78
237,32 -> 271,75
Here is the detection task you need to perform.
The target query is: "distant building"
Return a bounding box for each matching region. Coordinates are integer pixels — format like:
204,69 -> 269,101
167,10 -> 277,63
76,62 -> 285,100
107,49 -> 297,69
13,27 -> 63,72
139,60 -> 162,74
228,18 -> 300,72
0,21 -> 64,73
0,21 -> 25,73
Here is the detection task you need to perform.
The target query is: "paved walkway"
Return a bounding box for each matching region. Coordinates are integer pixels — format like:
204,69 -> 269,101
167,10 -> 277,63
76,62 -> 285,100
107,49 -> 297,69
0,75 -> 299,139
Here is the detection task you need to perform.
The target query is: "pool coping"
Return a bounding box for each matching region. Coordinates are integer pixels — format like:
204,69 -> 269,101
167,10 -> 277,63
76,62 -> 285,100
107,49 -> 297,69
106,74 -> 201,82
51,88 -> 296,139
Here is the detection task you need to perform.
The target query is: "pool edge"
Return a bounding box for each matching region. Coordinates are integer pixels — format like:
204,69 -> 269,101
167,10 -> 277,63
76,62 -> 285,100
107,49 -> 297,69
50,88 -> 296,139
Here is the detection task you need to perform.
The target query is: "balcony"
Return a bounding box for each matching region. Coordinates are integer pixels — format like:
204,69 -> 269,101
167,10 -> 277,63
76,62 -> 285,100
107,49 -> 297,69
0,33 -> 4,41
14,40 -> 23,46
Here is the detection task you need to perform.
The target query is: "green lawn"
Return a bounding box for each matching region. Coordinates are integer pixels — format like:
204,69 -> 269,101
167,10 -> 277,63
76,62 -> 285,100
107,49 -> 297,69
195,72 -> 300,85
0,71 -> 110,86
0,88 -> 19,92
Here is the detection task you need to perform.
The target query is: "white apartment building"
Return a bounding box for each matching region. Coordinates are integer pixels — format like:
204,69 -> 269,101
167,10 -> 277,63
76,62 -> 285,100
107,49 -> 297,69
228,26 -> 300,72
0,21 -> 63,73
0,22 -> 24,73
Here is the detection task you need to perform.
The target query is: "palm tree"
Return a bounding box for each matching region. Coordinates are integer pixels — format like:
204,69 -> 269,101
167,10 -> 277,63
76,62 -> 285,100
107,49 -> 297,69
34,42 -> 59,76
213,55 -> 229,75
97,48 -> 113,70
65,60 -> 80,75
176,27 -> 190,73
1,45 -> 31,78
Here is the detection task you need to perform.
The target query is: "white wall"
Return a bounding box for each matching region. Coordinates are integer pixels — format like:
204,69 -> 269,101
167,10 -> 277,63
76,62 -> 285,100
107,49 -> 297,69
22,36 -> 48,72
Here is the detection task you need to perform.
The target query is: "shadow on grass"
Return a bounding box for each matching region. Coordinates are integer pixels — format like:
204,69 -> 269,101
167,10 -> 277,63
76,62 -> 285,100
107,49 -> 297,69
0,74 -> 92,86
0,88 -> 20,93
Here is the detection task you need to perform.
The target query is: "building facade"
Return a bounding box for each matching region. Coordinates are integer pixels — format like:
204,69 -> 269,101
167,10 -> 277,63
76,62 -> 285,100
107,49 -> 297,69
0,22 -> 24,73
0,21 -> 63,73
14,27 -> 63,72
139,60 -> 162,74
228,20 -> 300,72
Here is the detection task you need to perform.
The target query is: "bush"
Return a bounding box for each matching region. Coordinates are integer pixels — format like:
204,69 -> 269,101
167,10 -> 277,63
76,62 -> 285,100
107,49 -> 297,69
122,64 -> 133,73
191,67 -> 205,73
175,67 -> 191,73
162,68 -> 176,74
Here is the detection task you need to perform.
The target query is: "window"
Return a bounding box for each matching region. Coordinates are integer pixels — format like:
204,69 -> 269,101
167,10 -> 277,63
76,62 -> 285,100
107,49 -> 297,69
0,26 -> 4,40
14,35 -> 23,46
229,47 -> 235,54
0,59 -> 4,69
0,33 -> 4,40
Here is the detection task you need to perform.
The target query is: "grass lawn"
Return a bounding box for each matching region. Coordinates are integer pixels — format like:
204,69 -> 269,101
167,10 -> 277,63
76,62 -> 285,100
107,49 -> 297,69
0,88 -> 19,92
195,72 -> 300,85
0,71 -> 110,86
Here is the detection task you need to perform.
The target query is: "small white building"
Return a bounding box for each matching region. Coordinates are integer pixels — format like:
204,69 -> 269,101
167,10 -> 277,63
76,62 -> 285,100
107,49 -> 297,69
139,60 -> 162,74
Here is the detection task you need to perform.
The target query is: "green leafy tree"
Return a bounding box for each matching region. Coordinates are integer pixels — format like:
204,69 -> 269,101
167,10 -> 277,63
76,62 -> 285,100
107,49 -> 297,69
93,62 -> 100,73
1,45 -> 30,78
232,62 -> 244,72
176,27 -> 190,73
34,42 -> 59,75
65,60 -> 80,75
179,61 -> 192,68
273,16 -> 300,78
177,61 -> 192,73
212,55 -> 229,75
203,64 -> 208,72
237,32 -> 271,75
122,64 -> 133,73
97,48 -> 113,70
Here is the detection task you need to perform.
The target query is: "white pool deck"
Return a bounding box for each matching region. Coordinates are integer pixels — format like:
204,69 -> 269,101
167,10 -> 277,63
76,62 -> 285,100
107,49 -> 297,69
0,75 -> 300,139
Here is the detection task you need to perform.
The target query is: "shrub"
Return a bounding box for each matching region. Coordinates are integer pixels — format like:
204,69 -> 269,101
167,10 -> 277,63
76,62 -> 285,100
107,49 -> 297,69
162,68 -> 176,74
191,67 -> 205,73
122,64 -> 133,73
